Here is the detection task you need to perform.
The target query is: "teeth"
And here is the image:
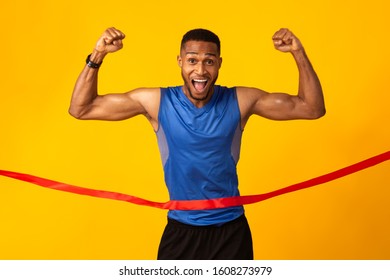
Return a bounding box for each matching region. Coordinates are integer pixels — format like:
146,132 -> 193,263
193,79 -> 207,82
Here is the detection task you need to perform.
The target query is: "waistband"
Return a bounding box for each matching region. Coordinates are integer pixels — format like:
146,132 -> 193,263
166,214 -> 247,229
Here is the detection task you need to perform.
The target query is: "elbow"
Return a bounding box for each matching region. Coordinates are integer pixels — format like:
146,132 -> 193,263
318,107 -> 326,118
68,107 -> 84,120
308,106 -> 326,119
300,101 -> 326,119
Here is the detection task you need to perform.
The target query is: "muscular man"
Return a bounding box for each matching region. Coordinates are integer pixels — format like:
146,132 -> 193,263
69,27 -> 325,260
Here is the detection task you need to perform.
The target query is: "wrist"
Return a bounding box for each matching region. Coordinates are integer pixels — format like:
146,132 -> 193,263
89,50 -> 107,64
291,47 -> 307,60
86,51 -> 105,69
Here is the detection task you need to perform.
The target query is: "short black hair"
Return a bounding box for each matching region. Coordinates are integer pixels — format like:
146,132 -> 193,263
181,28 -> 221,55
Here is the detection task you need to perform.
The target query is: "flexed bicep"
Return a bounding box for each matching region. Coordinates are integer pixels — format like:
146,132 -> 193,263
253,92 -> 309,120
70,88 -> 160,122
73,92 -> 143,121
237,87 -> 319,122
238,28 -> 325,123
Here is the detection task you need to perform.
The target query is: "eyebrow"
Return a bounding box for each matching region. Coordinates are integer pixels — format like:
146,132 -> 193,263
185,51 -> 217,57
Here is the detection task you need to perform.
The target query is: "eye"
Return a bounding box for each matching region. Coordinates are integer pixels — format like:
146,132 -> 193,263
205,59 -> 214,65
188,58 -> 196,64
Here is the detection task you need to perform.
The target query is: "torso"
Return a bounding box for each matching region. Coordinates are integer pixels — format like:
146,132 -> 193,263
156,85 -> 244,225
143,86 -> 257,131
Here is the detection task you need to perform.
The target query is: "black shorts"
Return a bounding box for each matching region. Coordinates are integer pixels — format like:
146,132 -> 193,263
157,214 -> 253,260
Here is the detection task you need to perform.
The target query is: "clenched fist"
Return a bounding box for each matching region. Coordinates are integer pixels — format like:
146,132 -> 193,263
94,27 -> 126,55
272,28 -> 303,53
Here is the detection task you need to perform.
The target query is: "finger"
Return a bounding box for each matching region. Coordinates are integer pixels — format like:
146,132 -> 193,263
102,31 -> 115,45
104,28 -> 125,44
282,37 -> 293,46
281,31 -> 294,44
111,28 -> 126,41
108,27 -> 126,39
115,29 -> 126,40
273,39 -> 283,47
272,28 -> 289,40
112,39 -> 123,47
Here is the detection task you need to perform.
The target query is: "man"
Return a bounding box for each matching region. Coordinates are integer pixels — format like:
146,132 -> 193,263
69,27 -> 325,260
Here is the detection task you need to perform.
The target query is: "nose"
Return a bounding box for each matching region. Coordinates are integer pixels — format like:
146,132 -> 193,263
195,62 -> 206,75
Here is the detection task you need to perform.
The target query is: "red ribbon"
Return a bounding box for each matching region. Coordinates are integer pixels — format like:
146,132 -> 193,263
0,151 -> 389,210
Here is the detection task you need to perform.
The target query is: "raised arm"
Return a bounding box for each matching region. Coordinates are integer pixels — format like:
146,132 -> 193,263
238,28 -> 325,126
69,28 -> 159,127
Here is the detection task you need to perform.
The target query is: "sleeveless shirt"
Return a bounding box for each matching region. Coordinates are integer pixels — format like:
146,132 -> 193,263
156,85 -> 244,226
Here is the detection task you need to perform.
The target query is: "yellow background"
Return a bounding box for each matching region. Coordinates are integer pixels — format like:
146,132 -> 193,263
0,0 -> 389,259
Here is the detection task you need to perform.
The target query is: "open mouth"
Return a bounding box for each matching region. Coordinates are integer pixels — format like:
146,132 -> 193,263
192,78 -> 208,92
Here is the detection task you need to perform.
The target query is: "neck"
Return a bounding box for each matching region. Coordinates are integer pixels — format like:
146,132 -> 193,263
182,85 -> 214,108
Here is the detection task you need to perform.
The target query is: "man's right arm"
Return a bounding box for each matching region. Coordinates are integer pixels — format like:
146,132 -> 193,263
68,28 -> 159,126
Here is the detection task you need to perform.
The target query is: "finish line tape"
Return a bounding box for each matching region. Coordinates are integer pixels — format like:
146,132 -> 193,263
0,151 -> 389,210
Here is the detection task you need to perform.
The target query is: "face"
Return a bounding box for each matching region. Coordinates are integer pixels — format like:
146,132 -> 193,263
178,40 -> 222,106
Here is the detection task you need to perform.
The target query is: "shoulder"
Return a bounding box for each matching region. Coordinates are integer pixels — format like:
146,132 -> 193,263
234,86 -> 270,127
125,87 -> 161,121
127,87 -> 161,96
125,87 -> 161,104
236,86 -> 268,98
213,85 -> 238,100
214,85 -> 235,92
235,86 -> 269,110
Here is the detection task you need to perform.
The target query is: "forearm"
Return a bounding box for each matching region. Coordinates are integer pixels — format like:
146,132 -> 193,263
292,48 -> 325,118
69,51 -> 106,119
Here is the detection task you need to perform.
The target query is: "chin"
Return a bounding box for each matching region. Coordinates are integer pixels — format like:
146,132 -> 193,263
189,86 -> 213,101
190,92 -> 209,101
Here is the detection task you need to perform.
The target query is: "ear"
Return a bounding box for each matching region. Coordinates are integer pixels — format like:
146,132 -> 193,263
177,55 -> 182,67
219,57 -> 223,69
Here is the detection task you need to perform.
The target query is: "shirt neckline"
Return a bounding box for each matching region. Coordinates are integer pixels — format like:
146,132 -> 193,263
178,85 -> 220,114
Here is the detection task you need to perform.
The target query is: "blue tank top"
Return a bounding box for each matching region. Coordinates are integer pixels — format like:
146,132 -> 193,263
156,85 -> 244,226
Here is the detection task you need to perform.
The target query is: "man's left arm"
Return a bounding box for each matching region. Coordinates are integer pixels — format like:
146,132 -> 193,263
238,28 -> 325,124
